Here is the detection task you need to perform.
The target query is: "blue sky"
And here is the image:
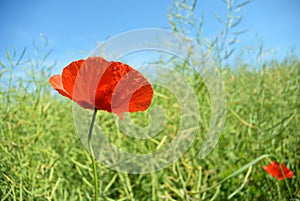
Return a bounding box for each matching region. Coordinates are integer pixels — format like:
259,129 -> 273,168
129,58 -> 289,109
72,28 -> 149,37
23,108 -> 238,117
1,0 -> 299,69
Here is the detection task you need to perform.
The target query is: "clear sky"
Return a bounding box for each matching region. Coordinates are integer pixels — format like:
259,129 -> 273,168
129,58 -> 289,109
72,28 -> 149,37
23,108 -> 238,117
1,0 -> 299,69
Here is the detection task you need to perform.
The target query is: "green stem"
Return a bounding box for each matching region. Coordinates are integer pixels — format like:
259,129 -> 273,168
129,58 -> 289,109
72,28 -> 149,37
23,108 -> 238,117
280,165 -> 293,198
88,108 -> 99,201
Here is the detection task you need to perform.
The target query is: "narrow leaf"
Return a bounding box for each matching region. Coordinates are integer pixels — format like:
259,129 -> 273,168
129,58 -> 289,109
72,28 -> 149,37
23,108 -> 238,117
224,48 -> 235,59
231,16 -> 243,28
214,13 -> 224,24
42,48 -> 53,61
16,47 -> 27,66
236,0 -> 253,12
220,154 -> 270,183
233,29 -> 248,35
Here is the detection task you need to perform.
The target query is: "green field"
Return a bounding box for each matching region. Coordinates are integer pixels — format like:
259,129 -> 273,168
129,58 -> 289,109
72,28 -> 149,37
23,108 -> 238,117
1,0 -> 299,199
0,49 -> 299,200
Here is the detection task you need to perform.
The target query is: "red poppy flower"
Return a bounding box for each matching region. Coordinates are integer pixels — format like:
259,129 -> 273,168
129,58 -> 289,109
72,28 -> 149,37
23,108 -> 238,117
263,161 -> 294,180
49,57 -> 153,119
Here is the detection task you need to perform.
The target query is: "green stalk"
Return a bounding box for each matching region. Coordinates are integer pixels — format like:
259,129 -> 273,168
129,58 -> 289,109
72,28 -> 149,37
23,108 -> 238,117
280,165 -> 292,198
88,108 -> 99,201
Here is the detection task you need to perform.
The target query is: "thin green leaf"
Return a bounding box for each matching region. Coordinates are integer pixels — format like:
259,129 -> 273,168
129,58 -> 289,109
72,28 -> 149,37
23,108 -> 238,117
191,0 -> 197,11
0,60 -> 5,68
233,29 -> 248,35
42,48 -> 53,61
228,37 -> 238,45
16,47 -> 27,66
5,49 -> 14,68
228,166 -> 253,199
220,154 -> 270,183
224,48 -> 235,59
262,112 -> 294,132
13,48 -> 16,58
214,13 -> 224,24
0,68 -> 7,77
180,2 -> 190,10
235,0 -> 253,12
231,16 -> 243,28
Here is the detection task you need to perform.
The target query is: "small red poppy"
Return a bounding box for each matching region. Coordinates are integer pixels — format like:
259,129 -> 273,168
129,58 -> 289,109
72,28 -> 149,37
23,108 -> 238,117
263,161 -> 294,180
49,57 -> 153,119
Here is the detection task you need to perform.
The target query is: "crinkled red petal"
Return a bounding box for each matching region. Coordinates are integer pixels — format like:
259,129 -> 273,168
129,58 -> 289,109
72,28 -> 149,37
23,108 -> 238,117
49,75 -> 72,99
50,57 -> 153,118
263,161 -> 294,180
94,62 -> 153,118
62,59 -> 85,97
71,57 -> 112,109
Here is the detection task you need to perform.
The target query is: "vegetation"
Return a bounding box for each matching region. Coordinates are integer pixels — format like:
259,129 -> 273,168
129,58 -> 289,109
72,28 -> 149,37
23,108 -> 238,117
1,0 -> 299,200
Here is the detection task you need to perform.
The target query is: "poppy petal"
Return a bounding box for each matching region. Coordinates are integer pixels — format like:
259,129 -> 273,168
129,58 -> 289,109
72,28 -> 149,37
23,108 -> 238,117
129,85 -> 153,112
61,59 -> 95,109
96,62 -> 153,116
49,75 -> 72,99
263,161 -> 294,180
64,57 -> 112,109
50,56 -> 153,117
281,164 -> 294,178
62,59 -> 85,96
94,62 -> 133,112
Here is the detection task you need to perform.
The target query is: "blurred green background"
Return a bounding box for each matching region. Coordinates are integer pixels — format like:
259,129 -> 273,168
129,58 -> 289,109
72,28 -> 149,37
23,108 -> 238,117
1,0 -> 299,200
